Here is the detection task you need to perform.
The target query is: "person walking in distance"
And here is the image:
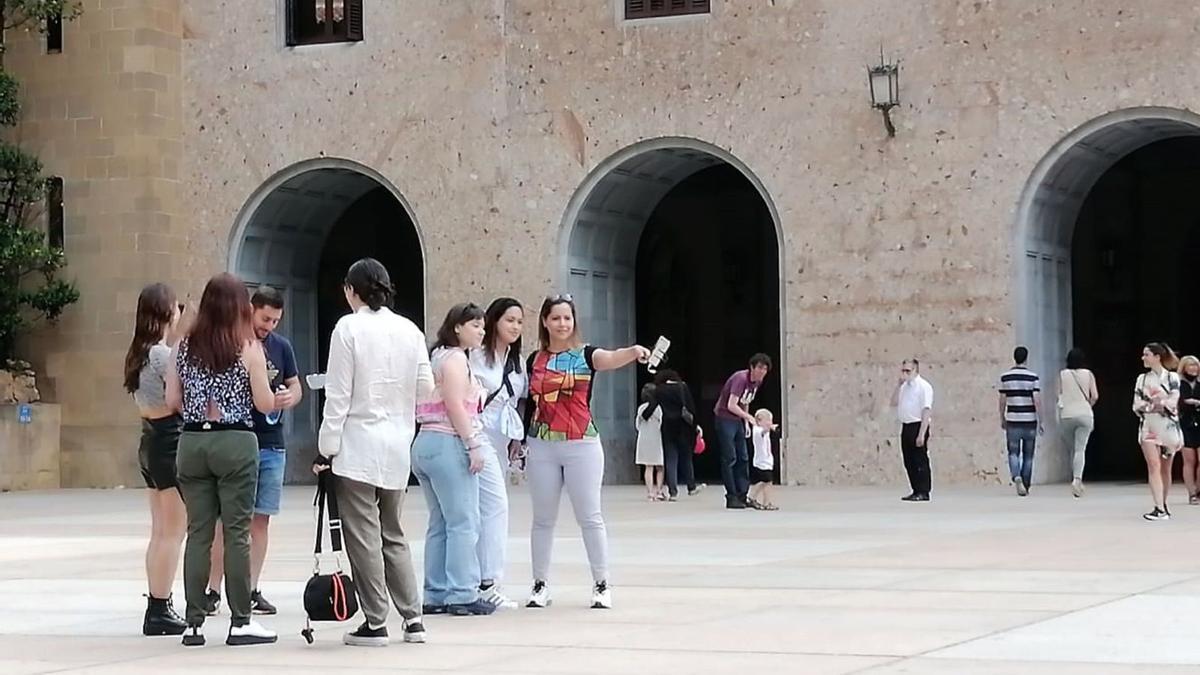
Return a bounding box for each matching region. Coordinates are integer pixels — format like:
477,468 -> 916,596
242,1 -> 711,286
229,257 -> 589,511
1177,355 -> 1200,505
713,354 -> 773,509
646,369 -> 703,501
1134,343 -> 1183,522
124,283 -> 188,636
469,297 -> 527,610
165,273 -> 279,646
205,286 -> 301,617
521,294 -> 650,610
1058,348 -> 1098,498
997,346 -> 1042,497
313,258 -> 430,646
891,359 -> 933,501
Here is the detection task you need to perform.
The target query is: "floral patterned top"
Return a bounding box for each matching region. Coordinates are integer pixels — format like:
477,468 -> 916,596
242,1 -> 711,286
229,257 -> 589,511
175,338 -> 254,426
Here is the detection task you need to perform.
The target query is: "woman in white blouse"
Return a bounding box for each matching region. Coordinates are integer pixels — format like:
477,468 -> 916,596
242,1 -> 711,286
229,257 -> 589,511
314,258 -> 433,647
468,297 -> 528,610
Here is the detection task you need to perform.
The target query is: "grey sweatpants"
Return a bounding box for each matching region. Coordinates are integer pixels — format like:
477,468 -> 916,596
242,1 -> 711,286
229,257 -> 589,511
1059,415 -> 1094,480
335,475 -> 422,629
527,438 -> 609,583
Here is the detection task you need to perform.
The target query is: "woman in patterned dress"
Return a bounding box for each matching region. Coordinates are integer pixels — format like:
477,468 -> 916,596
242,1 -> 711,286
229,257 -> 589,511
1133,342 -> 1182,521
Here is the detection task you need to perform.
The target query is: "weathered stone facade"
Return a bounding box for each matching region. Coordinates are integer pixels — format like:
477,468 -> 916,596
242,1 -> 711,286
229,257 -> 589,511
10,1 -> 1199,487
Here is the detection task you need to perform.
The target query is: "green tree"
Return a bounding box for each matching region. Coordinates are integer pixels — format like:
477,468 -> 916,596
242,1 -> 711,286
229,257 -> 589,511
0,1 -> 81,362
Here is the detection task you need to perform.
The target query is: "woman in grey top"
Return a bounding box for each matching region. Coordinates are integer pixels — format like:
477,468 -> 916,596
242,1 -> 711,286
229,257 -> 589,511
123,282 -> 187,636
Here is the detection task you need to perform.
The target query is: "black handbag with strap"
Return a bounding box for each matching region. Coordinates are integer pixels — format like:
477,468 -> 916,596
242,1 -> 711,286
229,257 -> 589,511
301,471 -> 359,644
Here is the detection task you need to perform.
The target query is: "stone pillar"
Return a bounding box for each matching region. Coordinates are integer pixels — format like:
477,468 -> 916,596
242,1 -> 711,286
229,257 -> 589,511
6,1 -> 184,487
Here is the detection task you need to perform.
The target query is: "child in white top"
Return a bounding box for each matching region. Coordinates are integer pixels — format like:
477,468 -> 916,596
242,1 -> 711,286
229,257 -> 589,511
635,383 -> 665,501
749,409 -> 780,510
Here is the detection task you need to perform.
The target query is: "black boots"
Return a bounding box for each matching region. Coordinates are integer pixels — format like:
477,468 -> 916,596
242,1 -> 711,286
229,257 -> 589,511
143,595 -> 187,636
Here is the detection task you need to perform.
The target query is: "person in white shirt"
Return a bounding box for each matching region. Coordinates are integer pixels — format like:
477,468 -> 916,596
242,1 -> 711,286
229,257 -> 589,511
890,359 -> 933,501
313,258 -> 432,647
748,409 -> 780,510
634,383 -> 665,501
468,297 -> 529,610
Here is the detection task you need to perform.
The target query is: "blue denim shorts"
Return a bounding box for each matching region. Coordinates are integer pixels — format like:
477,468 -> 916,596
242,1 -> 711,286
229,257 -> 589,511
254,447 -> 287,515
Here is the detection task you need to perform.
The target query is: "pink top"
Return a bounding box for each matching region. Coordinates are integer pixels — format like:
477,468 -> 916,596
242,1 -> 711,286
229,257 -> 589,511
416,347 -> 484,437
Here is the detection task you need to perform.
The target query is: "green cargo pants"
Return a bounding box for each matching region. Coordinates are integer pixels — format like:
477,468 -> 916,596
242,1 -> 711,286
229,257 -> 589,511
176,428 -> 259,626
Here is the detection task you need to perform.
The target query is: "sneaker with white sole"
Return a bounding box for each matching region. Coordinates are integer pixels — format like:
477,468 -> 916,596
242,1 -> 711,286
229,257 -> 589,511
480,584 -> 518,610
403,619 -> 426,644
590,581 -> 612,609
1071,479 -> 1084,498
226,620 -> 277,646
344,622 -> 389,647
1143,507 -> 1170,521
1014,477 -> 1028,497
526,580 -> 551,608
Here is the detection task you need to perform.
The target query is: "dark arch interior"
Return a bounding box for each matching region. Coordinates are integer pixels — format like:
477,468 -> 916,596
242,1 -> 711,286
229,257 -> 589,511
1072,136 -> 1200,480
635,164 -> 783,483
317,185 -> 425,370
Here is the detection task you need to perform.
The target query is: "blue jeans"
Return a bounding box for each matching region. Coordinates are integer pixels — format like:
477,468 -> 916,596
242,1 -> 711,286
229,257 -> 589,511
715,418 -> 750,500
1006,424 -> 1037,487
253,447 -> 286,515
411,430 -> 481,606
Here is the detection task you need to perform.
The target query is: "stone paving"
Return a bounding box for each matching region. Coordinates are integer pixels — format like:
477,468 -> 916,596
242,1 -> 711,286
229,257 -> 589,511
2,482 -> 1199,674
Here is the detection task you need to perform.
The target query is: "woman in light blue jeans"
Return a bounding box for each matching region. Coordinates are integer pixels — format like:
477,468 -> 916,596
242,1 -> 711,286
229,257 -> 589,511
412,303 -> 493,616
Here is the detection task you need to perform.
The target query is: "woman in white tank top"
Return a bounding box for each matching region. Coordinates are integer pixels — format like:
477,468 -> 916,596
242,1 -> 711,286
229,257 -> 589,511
1057,348 -> 1098,498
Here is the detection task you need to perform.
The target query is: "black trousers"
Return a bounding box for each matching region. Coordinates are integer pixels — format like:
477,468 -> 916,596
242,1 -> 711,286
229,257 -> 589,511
900,422 -> 931,496
662,431 -> 696,498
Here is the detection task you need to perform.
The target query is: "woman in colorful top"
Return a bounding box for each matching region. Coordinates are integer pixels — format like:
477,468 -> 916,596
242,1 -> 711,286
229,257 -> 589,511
522,294 -> 650,610
413,303 -> 495,616
468,297 -> 528,610
1133,342 -> 1182,522
165,273 -> 277,647
124,282 -> 187,636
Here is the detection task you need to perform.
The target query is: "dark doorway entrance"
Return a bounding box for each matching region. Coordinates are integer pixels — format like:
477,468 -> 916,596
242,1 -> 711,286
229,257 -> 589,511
635,164 -> 782,484
1071,136 -> 1200,480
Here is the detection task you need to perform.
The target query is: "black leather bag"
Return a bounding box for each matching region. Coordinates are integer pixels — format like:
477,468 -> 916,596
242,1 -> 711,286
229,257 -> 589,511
301,471 -> 359,644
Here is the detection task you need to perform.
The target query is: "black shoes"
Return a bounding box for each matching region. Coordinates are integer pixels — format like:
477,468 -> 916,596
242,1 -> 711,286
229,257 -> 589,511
422,603 -> 448,615
901,493 -> 930,502
250,590 -> 277,615
447,599 -> 497,616
182,625 -> 206,647
1143,507 -> 1170,521
725,496 -> 747,509
344,622 -> 389,647
403,619 -> 427,643
142,595 -> 186,636
202,589 -> 221,616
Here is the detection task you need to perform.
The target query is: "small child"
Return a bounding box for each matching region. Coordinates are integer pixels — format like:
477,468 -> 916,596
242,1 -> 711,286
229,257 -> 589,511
749,409 -> 780,510
635,383 -> 666,501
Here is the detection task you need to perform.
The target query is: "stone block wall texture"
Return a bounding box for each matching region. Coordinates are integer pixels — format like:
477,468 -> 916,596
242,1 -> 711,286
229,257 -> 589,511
0,404 -> 62,490
10,0 -> 1199,486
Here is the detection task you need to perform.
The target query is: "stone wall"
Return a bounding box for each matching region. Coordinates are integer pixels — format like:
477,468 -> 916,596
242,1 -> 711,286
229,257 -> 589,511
0,404 -> 61,491
9,1 -> 1200,486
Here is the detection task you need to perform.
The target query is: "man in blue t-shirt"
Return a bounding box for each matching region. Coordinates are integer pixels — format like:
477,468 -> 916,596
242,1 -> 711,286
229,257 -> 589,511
205,286 -> 302,616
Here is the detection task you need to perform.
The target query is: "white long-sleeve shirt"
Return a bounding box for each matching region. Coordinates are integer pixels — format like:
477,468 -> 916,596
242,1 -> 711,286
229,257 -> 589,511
318,306 -> 433,489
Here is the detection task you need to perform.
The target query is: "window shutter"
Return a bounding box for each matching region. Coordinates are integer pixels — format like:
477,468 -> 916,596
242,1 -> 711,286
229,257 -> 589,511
626,0 -> 708,19
345,0 -> 364,41
284,0 -> 297,46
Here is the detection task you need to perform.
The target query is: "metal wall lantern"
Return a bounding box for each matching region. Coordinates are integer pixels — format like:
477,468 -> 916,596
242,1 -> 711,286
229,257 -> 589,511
867,47 -> 901,137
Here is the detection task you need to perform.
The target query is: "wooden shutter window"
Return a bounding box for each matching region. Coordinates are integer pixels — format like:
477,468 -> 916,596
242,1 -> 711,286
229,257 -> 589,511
46,177 -> 64,250
346,0 -> 364,42
284,0 -> 297,46
625,0 -> 710,20
46,11 -> 63,53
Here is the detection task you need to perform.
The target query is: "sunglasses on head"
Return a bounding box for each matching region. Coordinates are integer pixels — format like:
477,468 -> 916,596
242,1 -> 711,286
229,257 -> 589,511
546,293 -> 573,303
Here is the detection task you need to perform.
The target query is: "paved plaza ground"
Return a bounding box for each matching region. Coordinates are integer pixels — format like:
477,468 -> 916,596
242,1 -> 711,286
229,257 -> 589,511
2,482 -> 1200,673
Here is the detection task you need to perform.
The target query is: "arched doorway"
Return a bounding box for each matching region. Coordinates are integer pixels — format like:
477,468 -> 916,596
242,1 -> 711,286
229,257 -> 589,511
1016,108 -> 1200,482
228,159 -> 425,483
560,139 -> 785,484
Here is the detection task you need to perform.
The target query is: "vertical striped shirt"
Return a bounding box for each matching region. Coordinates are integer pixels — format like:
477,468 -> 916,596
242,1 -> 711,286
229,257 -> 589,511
998,366 -> 1040,425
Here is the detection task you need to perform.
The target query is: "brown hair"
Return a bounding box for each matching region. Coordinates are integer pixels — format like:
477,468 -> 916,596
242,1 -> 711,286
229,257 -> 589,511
123,283 -> 176,393
186,273 -> 252,372
1145,342 -> 1180,371
537,295 -> 582,351
432,302 -> 486,350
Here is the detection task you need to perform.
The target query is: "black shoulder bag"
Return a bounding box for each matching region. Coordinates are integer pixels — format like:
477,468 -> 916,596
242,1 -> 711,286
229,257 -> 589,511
301,471 -> 359,644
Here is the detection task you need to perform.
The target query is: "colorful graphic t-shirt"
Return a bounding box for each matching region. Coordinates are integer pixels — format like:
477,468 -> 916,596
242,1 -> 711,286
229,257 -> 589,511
528,346 -> 599,441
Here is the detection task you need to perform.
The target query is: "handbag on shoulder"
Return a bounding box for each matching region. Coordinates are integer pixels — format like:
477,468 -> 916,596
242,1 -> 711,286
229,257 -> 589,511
301,470 -> 359,644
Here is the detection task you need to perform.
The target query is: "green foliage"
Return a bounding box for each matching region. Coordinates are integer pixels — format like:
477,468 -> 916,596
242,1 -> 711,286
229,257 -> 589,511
0,0 -> 82,362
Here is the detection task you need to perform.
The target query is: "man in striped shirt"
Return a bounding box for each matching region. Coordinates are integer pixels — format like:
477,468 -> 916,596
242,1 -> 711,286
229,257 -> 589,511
998,346 -> 1042,496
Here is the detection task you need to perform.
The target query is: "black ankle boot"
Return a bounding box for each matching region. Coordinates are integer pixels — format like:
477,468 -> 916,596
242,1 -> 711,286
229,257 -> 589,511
143,595 -> 187,636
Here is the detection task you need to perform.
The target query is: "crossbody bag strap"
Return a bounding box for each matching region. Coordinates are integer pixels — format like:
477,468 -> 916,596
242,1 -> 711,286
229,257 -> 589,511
312,470 -> 345,559
484,353 -> 517,408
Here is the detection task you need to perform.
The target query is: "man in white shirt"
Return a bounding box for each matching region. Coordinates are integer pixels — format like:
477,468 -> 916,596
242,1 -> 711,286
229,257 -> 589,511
890,359 -> 933,501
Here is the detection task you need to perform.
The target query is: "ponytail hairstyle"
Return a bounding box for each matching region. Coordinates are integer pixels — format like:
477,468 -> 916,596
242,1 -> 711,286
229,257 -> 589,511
344,258 -> 394,311
123,283 -> 177,393
1145,342 -> 1180,371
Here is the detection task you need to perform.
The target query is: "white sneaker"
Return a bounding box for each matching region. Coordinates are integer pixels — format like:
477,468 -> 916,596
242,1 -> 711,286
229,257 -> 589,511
1071,478 -> 1084,498
590,581 -> 612,609
481,584 -> 518,610
226,619 -> 277,646
526,580 -> 551,608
